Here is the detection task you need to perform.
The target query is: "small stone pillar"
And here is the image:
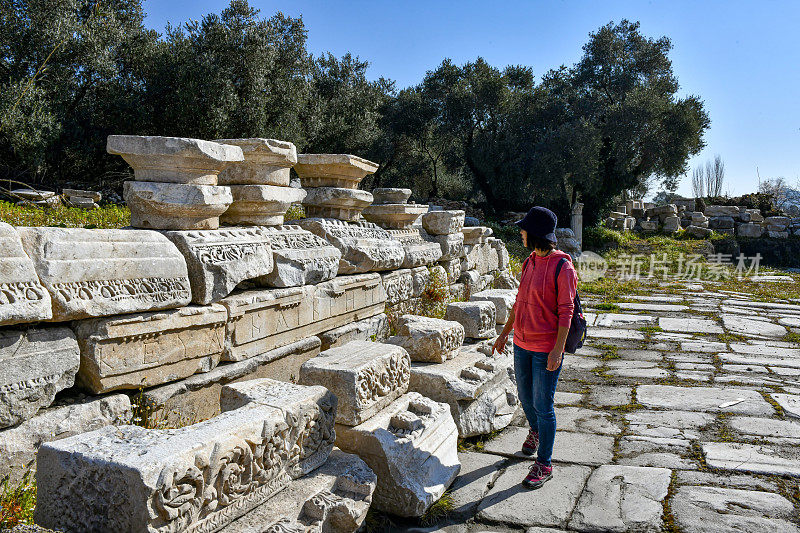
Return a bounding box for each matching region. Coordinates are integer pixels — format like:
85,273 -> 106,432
571,202 -> 584,249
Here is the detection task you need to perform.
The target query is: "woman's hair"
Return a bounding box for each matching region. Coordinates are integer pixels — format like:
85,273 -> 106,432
527,235 -> 556,252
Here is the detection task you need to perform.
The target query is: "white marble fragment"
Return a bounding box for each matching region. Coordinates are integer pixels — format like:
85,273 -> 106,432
221,184 -> 306,226
471,288 -> 517,324
445,301 -> 497,338
124,181 -> 233,230
214,138 -> 297,186
387,314 -> 465,363
294,154 -> 378,189
422,210 -> 465,235
0,222 -> 52,325
255,225 -> 341,288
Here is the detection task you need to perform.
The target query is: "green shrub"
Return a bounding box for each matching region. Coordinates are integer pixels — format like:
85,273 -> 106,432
0,470 -> 36,528
0,201 -> 129,228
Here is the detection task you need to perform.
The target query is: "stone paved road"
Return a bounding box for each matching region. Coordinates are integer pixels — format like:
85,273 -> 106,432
382,281 -> 800,532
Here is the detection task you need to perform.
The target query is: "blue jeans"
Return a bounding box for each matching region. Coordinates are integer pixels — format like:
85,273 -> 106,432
513,344 -> 562,465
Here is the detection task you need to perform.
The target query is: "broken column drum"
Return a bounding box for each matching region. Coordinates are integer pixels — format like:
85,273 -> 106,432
294,154 -> 379,221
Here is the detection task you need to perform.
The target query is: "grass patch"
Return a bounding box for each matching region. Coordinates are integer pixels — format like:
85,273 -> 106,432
0,200 -> 130,228
593,343 -> 620,360
284,203 -> 305,221
717,332 -> 748,344
782,331 -> 800,345
0,470 -> 36,529
419,491 -> 454,526
760,391 -> 786,419
458,429 -> 502,452
661,470 -> 680,533
593,302 -> 620,312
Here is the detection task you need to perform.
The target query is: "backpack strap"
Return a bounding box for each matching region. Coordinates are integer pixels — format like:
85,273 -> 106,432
554,257 -> 567,296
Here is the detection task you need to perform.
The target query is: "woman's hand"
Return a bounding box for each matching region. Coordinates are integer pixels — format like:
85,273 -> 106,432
492,332 -> 509,355
546,348 -> 563,371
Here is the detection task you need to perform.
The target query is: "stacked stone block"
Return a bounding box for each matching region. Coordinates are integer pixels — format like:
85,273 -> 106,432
62,188 -> 101,209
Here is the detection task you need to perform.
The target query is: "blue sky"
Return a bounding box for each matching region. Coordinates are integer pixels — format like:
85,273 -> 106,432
144,0 -> 800,198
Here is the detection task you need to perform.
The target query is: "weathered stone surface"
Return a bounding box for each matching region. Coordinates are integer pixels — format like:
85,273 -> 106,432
294,154 -> 378,189
35,379 -> 336,533
615,436 -> 695,469
0,222 -> 52,325
124,181 -> 233,230
685,224 -> 713,238
255,225 -> 341,288
702,441 -> 800,476
163,227 -> 274,304
73,304 -> 227,393
409,346 -> 516,437
709,215 -> 735,230
433,232 -> 465,261
221,184 -> 306,226
637,385 -> 775,416
722,314 -> 786,338
448,452 -> 506,518
372,187 -> 412,204
387,228 -> 443,268
445,301 -> 496,338
107,135 -> 244,184
65,196 -> 98,209
296,218 -> 405,274
214,138 -> 297,186
422,210 -> 465,235
494,270 -> 519,290
625,410 -> 714,440
11,189 -> 55,200
381,268 -> 414,306
410,266 -> 431,298
439,258 -> 462,284
737,222 -> 764,237
300,341 -> 410,426
662,215 -> 680,233
318,314 -> 388,351
568,465 -> 671,532
671,486 -> 800,533
471,289 -> 517,324
0,394 -> 131,486
17,227 -> 191,321
462,226 -> 493,245
222,273 -> 386,361
301,187 -> 374,221
219,449 -> 376,533
0,327 -> 79,429
771,393 -> 800,419
555,406 -> 620,435
490,238 -> 510,270
362,203 -> 429,229
704,205 -> 740,217
334,392 -> 460,517
659,317 -> 723,334
388,315 -> 465,363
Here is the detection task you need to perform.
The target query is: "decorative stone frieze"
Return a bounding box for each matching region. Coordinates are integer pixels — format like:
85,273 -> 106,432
220,184 -> 306,226
471,289 -> 517,324
123,181 -> 233,230
381,268 -> 414,306
439,258 -> 462,284
387,315 -> 465,363
385,228 -> 442,268
422,210 -> 465,235
0,222 -> 52,325
410,266 -> 430,298
318,314 -> 389,351
214,138 -> 297,186
362,203 -> 429,229
445,301 -> 497,339
294,154 -> 378,189
433,232 -> 464,261
301,187 -> 374,221
255,225 -> 341,288
17,227 -> 192,321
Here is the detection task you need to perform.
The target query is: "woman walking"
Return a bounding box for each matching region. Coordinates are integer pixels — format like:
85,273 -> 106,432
493,206 -> 577,489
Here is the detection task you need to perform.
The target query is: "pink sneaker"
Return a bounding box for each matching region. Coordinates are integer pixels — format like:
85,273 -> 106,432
523,461 -> 553,490
522,428 -> 539,456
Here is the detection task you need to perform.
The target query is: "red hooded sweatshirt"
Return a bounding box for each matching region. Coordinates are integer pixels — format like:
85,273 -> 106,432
513,249 -> 578,353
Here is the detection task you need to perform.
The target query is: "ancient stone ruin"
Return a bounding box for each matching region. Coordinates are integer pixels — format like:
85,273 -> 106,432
0,136 -> 520,531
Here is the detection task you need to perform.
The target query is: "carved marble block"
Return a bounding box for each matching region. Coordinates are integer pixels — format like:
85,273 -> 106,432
410,266 -> 430,298
433,231 -> 464,261
0,327 -> 79,429
422,210 -> 465,236
163,228 -> 273,305
0,222 -> 52,325
463,242 -> 496,275
255,225 -> 341,288
296,219 -> 405,274
439,258 -> 462,284
386,228 -> 443,268
334,392 -> 460,517
470,289 -> 517,324
124,181 -> 233,230
222,274 -> 386,362
362,203 -> 429,229
409,346 -> 517,437
301,187 -> 374,221
489,237 -> 510,271
214,138 -> 297,186
17,227 -> 192,321
444,301 -> 497,339
73,304 -> 227,394
221,184 -> 306,226
381,268 -> 414,307
387,315 -> 465,363
35,379 -> 336,533
318,314 -> 389,351
372,188 -> 412,205
461,225 -> 493,245
300,341 -> 411,426
294,154 -> 378,189
107,135 -> 244,184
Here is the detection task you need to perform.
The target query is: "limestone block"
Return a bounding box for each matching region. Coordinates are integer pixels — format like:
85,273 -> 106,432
255,225 -> 341,288
296,218 -> 405,274
433,232 -> 464,261
684,225 -> 713,238
646,204 -> 677,217
439,258 -> 462,284
223,273 -> 386,361
386,228 -> 442,268
494,270 -> 519,290
372,188 -> 411,205
0,222 -> 52,325
381,268 -> 414,306
459,269 -> 481,293
410,266 -> 430,298
219,449 -> 376,533
662,215 -> 680,233
490,238 -> 510,270
609,210 -> 627,219
17,227 -> 191,321
362,203 -> 428,229
623,216 -> 637,230
387,315 -> 465,363
300,341 -> 410,426
421,210 -> 465,235
294,154 -> 378,189
0,394 -> 131,486
748,209 -> 765,223
141,337 -> 320,427
735,223 -> 763,238
302,187 -> 373,221
765,216 -> 791,226
463,242 -> 494,274
445,301 -> 496,339
709,216 -> 735,229
66,196 -> 98,209
62,188 -> 102,202
334,392 -> 460,517
318,314 -> 388,351
35,379 -> 336,533
409,346 -> 516,437
107,135 -> 244,184
214,138 -> 297,186
124,181 -> 233,230
768,230 -> 789,239
221,184 -> 306,226
73,304 -> 227,393
767,223 -> 788,232
461,225 -> 493,245
704,205 -> 740,217
0,327 -> 79,429
479,273 -> 494,292
11,189 -> 55,200
471,289 -> 517,324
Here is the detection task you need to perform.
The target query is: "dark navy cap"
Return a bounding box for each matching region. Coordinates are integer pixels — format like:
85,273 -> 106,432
515,206 -> 558,242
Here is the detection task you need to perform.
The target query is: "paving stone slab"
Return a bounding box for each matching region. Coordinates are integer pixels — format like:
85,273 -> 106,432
702,441 -> 800,476
636,385 -> 775,416
554,391 -> 584,406
476,462 -> 591,528
718,351 -> 800,370
659,317 -> 723,334
568,465 -> 671,532
484,427 -> 614,466
771,393 -> 800,419
729,415 -> 800,438
593,313 -> 656,327
616,302 -> 688,312
554,406 -> 621,435
616,436 -> 695,470
722,315 -> 787,338
449,452 -> 506,518
674,471 -> 780,493
588,328 -> 646,341
588,386 -> 632,407
729,341 -> 800,357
